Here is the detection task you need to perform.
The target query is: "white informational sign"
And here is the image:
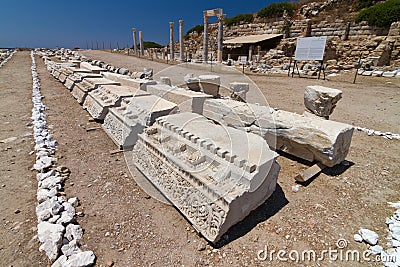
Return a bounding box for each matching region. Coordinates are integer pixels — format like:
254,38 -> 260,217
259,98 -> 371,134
240,56 -> 247,64
294,36 -> 327,61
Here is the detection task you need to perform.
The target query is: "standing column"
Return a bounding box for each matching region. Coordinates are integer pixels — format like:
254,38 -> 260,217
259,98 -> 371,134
248,45 -> 253,61
139,31 -> 144,56
203,12 -> 209,63
179,20 -> 184,61
132,28 -> 138,55
217,14 -> 225,63
169,22 -> 175,61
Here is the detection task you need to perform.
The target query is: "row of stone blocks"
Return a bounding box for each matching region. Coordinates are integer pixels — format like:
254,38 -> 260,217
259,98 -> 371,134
44,56 -> 353,243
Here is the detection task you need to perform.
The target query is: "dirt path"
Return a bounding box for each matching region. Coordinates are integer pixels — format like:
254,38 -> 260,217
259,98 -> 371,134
0,51 -> 47,266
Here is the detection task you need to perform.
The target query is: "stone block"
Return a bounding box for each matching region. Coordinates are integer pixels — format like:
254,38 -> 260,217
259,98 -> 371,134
102,72 -> 156,89
102,95 -> 178,149
71,78 -> 120,104
83,85 -> 150,120
304,85 -> 342,117
145,83 -> 213,114
132,112 -> 279,243
80,62 -> 106,74
64,72 -> 102,91
184,73 -> 201,91
199,75 -> 220,97
203,99 -> 354,167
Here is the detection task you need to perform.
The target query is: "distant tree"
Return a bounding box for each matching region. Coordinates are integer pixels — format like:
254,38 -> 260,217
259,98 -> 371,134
225,14 -> 254,26
257,2 -> 296,19
185,24 -> 204,37
132,41 -> 163,49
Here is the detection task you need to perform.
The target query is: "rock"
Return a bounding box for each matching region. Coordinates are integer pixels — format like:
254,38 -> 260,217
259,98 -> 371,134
14,209 -> 21,214
198,75 -> 220,97
372,70 -> 383,77
370,245 -> 383,255
37,222 -> 65,261
203,99 -> 354,167
354,233 -> 363,242
66,224 -> 83,241
359,228 -> 379,245
304,85 -> 342,118
362,71 -> 373,76
56,211 -> 75,225
382,71 -> 396,77
61,239 -> 82,257
39,175 -> 63,190
51,255 -> 67,267
68,197 -> 80,207
37,188 -> 58,203
184,73 -> 200,92
229,82 -> 249,101
64,250 -> 96,267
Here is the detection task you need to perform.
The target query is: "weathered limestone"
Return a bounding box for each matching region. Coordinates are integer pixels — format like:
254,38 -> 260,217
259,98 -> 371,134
203,99 -> 354,167
132,112 -> 280,243
199,75 -> 220,97
217,14 -> 225,62
144,83 -> 213,114
179,20 -> 184,61
229,82 -> 249,101
139,31 -> 144,56
83,85 -> 149,120
101,72 -> 156,89
132,28 -> 138,55
169,22 -> 175,60
64,72 -> 102,91
80,62 -> 106,74
184,73 -> 201,91
102,95 -> 178,149
304,85 -> 342,118
71,78 -> 120,104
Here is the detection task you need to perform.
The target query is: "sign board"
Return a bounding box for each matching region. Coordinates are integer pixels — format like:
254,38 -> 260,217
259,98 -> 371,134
294,36 -> 327,61
240,56 -> 247,64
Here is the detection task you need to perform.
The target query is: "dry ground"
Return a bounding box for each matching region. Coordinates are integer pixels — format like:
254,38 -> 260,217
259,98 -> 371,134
0,49 -> 399,266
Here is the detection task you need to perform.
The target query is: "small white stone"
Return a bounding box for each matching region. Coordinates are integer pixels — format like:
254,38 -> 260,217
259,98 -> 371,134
354,233 -> 363,242
359,228 -> 379,245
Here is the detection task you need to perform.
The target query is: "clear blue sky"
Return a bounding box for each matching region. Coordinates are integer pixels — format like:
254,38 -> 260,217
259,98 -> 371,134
0,0 -> 286,49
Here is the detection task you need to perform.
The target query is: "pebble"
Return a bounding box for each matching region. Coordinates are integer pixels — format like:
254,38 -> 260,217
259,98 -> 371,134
14,209 -> 21,214
358,228 -> 379,245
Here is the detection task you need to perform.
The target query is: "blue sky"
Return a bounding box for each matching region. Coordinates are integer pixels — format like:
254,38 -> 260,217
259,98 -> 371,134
0,0 -> 286,49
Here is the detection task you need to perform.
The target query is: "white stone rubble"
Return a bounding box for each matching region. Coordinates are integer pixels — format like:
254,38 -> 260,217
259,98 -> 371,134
355,126 -> 400,140
0,50 -> 17,68
30,51 -> 95,266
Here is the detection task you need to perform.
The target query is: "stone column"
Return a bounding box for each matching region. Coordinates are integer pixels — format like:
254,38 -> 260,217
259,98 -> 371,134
179,20 -> 184,61
217,14 -> 225,62
248,45 -> 253,61
139,31 -> 144,56
203,12 -> 209,63
169,22 -> 175,61
132,28 -> 138,55
305,19 -> 312,37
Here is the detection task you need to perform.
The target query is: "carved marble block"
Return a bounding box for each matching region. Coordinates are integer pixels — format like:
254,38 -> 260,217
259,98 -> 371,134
80,62 -> 106,74
102,95 -> 178,149
102,72 -> 157,90
64,72 -> 102,91
83,85 -> 150,121
71,78 -> 120,104
132,112 -> 280,243
145,83 -> 213,114
203,99 -> 354,167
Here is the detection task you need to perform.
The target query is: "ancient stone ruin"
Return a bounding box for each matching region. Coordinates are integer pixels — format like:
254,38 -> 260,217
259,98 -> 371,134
40,48 -> 355,244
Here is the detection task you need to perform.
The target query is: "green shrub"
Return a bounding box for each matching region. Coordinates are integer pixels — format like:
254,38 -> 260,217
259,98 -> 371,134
225,13 -> 254,26
355,0 -> 400,27
143,41 -> 163,49
185,24 -> 204,37
257,2 -> 296,19
357,0 -> 375,10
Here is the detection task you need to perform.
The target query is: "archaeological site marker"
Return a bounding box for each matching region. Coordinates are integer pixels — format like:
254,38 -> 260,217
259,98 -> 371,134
290,36 -> 327,79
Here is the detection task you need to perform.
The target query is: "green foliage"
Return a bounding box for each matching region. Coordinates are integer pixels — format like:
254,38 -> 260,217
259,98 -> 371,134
355,0 -> 400,27
132,41 -> 162,49
185,24 -> 204,37
225,13 -> 254,26
356,0 -> 375,10
257,2 -> 296,19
